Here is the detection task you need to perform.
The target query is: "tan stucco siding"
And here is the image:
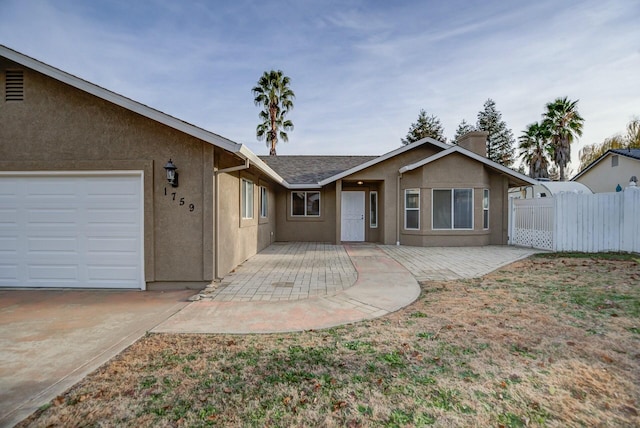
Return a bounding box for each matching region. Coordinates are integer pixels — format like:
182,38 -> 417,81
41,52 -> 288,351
0,62 -> 221,288
341,149 -> 498,246
575,154 -> 640,193
275,184 -> 337,242
215,160 -> 277,278
336,146 -> 441,245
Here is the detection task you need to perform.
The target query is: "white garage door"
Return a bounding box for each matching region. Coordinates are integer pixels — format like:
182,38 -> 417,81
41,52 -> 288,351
0,173 -> 144,289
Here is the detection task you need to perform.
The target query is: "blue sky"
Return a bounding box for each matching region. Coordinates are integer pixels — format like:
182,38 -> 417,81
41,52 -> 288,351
1,0 -> 638,173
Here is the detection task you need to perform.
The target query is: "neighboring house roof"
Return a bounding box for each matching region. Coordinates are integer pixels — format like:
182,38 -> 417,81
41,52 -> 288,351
572,148 -> 640,181
259,156 -> 376,185
611,148 -> 640,160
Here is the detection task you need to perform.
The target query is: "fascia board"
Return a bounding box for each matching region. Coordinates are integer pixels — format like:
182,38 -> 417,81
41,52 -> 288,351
236,145 -> 289,187
287,184 -> 322,189
317,137 -> 451,186
1,45 -> 240,153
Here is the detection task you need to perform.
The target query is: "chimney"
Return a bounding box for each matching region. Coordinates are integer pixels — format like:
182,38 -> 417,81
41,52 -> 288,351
457,131 -> 488,157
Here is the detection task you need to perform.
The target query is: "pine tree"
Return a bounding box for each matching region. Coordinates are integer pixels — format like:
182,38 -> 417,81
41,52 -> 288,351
453,119 -> 476,142
476,99 -> 515,167
401,109 -> 446,145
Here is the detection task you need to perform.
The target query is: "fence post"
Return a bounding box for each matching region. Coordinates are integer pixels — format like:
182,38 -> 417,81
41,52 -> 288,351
622,186 -> 640,252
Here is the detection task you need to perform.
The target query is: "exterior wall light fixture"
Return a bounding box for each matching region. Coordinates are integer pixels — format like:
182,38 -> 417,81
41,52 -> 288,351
357,181 -> 364,185
164,159 -> 179,187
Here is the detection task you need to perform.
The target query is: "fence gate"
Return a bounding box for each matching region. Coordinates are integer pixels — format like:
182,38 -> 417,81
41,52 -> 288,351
509,198 -> 554,250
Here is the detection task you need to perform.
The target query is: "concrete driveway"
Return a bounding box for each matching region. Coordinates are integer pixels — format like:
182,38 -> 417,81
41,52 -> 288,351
0,289 -> 192,427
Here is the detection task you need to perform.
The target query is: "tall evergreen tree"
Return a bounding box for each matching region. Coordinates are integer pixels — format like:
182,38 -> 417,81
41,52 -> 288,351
401,109 -> 446,145
252,70 -> 295,156
476,99 -> 515,167
453,119 -> 476,142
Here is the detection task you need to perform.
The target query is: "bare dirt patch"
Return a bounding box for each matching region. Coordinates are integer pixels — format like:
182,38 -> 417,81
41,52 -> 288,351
19,254 -> 640,427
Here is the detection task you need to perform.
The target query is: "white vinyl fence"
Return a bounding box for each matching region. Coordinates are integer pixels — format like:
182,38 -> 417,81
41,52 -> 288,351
509,188 -> 640,253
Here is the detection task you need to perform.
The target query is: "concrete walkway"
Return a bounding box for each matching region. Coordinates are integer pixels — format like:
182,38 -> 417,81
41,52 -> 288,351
154,244 -> 420,334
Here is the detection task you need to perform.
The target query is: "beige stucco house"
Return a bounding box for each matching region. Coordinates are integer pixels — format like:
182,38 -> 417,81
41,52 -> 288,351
572,149 -> 640,193
0,45 -> 536,291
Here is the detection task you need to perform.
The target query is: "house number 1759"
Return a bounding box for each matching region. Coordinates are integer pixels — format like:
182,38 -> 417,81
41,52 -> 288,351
164,187 -> 195,212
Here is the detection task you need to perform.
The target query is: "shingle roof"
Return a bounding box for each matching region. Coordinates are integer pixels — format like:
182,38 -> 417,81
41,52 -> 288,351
258,156 -> 377,185
611,148 -> 640,160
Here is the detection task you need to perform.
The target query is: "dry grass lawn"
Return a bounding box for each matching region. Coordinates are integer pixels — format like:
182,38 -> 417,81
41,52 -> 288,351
19,253 -> 640,427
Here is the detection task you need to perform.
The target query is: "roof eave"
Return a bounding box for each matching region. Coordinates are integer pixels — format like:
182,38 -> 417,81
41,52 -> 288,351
318,137 -> 451,185
236,145 -> 290,187
399,145 -> 537,186
0,44 -> 241,154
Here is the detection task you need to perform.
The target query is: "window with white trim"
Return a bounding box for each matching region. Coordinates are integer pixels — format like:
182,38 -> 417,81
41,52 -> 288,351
259,186 -> 268,218
291,191 -> 320,216
432,188 -> 473,230
370,191 -> 378,228
483,189 -> 489,229
404,189 -> 420,230
241,179 -> 253,219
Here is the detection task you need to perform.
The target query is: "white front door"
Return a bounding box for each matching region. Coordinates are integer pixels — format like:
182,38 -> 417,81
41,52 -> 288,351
341,191 -> 365,241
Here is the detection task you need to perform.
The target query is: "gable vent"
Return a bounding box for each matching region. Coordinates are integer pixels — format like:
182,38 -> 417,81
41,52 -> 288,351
5,70 -> 24,101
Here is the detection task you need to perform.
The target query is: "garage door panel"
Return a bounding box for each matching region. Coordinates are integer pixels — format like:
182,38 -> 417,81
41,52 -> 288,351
28,264 -> 79,281
27,236 -> 78,253
0,208 -> 18,223
0,174 -> 143,289
28,208 -> 78,224
0,264 -> 18,281
87,237 -> 138,252
0,236 -> 18,252
87,208 -> 139,224
88,266 -> 138,281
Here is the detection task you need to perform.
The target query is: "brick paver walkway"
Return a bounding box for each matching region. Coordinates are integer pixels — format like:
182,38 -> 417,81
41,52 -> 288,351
196,242 -> 357,302
193,243 -> 540,303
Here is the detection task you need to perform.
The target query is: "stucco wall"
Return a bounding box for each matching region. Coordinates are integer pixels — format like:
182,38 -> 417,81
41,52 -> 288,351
332,149 -> 512,246
397,153 -> 491,246
0,60 -> 225,289
216,157 -> 276,277
274,183 -> 337,242
575,154 -> 639,193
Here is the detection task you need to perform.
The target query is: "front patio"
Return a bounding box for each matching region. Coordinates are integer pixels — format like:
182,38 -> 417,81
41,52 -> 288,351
192,242 -> 540,302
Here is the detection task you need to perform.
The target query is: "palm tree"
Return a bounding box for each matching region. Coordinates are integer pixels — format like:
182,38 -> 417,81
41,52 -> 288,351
542,97 -> 584,181
252,70 -> 295,156
518,122 -> 551,179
